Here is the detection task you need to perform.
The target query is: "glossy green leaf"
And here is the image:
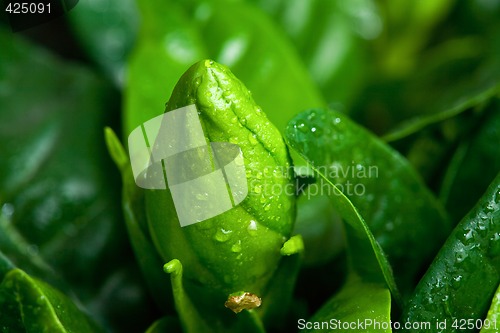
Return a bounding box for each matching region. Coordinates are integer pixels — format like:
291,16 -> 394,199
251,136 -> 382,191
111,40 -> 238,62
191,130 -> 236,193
480,284 -> 500,333
124,0 -> 325,137
291,176 -> 393,332
300,275 -> 391,333
286,108 -> 450,292
440,102 -> 500,224
401,172 -> 500,332
285,111 -> 400,302
0,268 -> 104,333
67,0 -> 139,86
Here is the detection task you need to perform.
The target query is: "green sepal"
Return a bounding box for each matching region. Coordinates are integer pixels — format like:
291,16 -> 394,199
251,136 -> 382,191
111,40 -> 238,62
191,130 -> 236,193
163,259 -> 265,333
104,127 -> 173,313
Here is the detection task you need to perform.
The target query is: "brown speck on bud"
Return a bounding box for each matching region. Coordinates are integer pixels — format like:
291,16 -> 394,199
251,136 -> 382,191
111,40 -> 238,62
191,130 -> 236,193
224,292 -> 262,313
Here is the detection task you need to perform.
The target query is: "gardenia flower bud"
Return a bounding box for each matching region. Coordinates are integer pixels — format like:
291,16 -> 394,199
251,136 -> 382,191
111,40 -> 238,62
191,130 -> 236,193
145,60 -> 296,308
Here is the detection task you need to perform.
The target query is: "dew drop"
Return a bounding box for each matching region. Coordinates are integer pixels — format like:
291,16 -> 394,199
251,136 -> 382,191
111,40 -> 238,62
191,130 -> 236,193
253,186 -> 262,194
247,220 -> 258,235
214,228 -> 232,242
455,247 -> 468,263
451,275 -> 463,289
297,122 -> 309,133
248,133 -> 258,145
264,204 -> 271,211
231,241 -> 242,253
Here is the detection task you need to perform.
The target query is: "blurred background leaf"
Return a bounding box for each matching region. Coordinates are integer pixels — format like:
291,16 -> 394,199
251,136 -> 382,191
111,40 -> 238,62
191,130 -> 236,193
67,0 -> 138,86
0,28 -> 158,332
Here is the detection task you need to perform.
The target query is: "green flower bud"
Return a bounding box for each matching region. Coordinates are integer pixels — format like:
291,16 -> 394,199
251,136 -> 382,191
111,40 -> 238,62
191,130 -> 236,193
144,59 -> 296,305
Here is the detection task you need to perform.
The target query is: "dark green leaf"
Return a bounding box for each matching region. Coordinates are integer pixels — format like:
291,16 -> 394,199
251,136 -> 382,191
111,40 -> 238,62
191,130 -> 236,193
0,28 -> 124,287
285,111 -> 400,302
0,268 -> 104,333
0,28 -> 154,331
0,214 -> 64,294
286,108 -> 450,293
401,172 -> 500,332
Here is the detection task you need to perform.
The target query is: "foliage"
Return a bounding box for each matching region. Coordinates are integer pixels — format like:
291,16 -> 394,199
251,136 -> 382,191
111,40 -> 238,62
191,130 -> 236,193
1,0 -> 500,332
